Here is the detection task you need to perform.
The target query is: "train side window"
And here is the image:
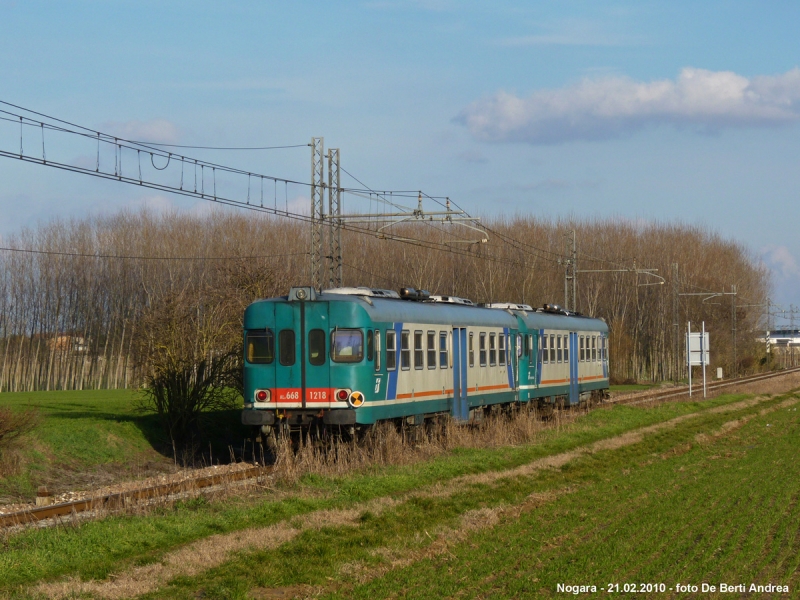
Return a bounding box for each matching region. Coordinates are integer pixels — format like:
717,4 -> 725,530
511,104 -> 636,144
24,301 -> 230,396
479,333 -> 487,366
414,331 -> 424,369
279,329 -> 296,366
375,330 -> 382,371
564,335 -> 569,363
592,336 -> 597,361
489,333 -> 497,366
386,330 -> 396,371
331,329 -> 363,363
367,330 -> 374,362
439,331 -> 448,368
542,334 -> 548,364
469,332 -> 474,367
557,335 -> 562,363
498,333 -> 506,366
603,337 -> 608,362
579,336 -> 584,361
246,329 -> 274,364
308,329 -> 326,366
401,330 -> 410,370
550,334 -> 556,363
427,331 -> 436,369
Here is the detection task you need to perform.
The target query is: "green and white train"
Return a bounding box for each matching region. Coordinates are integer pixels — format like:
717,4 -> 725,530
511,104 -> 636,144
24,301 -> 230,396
241,286 -> 609,435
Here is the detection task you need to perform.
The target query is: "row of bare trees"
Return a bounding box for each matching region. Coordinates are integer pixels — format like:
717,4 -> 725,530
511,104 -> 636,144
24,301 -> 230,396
0,209 -> 769,391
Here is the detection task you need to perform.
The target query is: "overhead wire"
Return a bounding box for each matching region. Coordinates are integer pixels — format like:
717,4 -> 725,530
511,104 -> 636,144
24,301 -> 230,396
0,100 -> 727,284
0,246 -> 309,261
123,142 -> 310,150
0,106 -> 310,188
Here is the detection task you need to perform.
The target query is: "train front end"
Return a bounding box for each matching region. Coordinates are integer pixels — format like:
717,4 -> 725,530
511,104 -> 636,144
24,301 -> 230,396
241,287 -> 374,436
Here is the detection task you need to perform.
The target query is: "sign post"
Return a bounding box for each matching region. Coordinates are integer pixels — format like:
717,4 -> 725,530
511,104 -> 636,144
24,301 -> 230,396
686,322 -> 710,399
687,322 -> 692,397
701,321 -> 707,398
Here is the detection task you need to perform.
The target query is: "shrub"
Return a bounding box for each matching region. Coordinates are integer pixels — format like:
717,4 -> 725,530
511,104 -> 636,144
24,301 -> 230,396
0,407 -> 38,475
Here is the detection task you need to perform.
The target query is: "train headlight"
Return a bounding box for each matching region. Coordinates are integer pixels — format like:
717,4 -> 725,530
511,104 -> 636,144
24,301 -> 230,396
255,389 -> 271,402
348,391 -> 364,408
335,388 -> 351,401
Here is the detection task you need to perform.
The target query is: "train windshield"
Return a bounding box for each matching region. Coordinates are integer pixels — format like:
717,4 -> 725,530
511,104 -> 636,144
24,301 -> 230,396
246,329 -> 274,364
331,329 -> 364,363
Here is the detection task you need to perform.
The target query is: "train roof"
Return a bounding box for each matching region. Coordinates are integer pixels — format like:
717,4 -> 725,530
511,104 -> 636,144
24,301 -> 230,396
247,288 -> 608,333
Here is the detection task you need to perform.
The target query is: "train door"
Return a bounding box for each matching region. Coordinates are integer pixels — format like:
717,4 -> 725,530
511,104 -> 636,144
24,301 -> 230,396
529,332 -> 538,388
452,327 -> 468,421
569,331 -> 579,405
506,328 -> 517,396
304,302 -> 331,408
514,333 -> 528,400
274,301 -> 302,407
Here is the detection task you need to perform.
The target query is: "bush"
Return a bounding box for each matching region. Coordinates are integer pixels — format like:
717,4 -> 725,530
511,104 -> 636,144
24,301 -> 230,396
0,407 -> 38,475
138,352 -> 240,462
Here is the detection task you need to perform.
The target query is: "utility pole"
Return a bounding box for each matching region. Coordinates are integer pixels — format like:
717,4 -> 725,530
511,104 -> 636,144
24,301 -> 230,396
327,148 -> 342,288
766,297 -> 771,358
310,137 -> 325,290
563,229 -> 576,311
673,263 -> 679,383
731,284 -> 737,377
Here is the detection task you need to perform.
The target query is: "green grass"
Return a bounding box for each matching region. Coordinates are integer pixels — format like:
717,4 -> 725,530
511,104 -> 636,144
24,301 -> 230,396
2,390 -> 797,599
0,389 -> 248,499
155,393 -> 800,599
0,389 -> 168,498
336,399 -> 800,599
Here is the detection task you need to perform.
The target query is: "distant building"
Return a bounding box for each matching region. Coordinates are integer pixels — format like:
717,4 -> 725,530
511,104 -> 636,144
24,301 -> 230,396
46,335 -> 88,353
766,328 -> 800,348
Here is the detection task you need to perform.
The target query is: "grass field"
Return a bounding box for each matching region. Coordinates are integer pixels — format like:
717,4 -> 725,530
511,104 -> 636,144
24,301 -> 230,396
0,390 -> 243,500
1,387 -> 799,599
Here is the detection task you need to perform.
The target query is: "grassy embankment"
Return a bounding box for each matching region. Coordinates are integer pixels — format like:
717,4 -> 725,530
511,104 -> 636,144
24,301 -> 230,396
0,390 -> 241,499
1,388 -> 798,599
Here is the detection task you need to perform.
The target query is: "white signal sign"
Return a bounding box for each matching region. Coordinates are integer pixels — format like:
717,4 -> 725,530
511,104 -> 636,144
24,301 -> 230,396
686,332 -> 710,366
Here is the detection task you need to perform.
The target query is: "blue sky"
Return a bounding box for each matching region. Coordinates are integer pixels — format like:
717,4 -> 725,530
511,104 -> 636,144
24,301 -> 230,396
2,1 -> 800,316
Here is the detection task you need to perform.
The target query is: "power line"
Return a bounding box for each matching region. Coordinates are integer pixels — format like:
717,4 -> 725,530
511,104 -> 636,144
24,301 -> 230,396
126,142 -> 310,151
0,103 -> 311,187
0,246 -> 308,261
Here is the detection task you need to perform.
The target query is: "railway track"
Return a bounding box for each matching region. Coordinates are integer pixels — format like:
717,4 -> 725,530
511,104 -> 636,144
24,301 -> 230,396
0,464 -> 269,530
610,366 -> 800,406
3,367 -> 798,531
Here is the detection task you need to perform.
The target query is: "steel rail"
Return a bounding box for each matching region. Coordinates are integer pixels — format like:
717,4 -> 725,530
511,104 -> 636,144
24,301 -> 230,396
610,367 -> 800,407
0,465 -> 267,529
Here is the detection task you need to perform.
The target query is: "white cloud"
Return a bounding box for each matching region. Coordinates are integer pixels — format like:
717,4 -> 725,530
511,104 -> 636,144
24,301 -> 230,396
762,244 -> 800,280
102,119 -> 181,144
496,18 -> 634,48
457,67 -> 800,144
761,244 -> 800,307
286,194 -> 310,216
126,193 -> 177,215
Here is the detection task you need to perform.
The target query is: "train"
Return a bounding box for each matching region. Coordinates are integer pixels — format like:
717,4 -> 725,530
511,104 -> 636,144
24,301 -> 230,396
241,286 -> 609,438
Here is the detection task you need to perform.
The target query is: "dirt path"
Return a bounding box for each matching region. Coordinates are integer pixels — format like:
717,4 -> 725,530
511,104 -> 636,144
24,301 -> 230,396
34,394 -> 796,599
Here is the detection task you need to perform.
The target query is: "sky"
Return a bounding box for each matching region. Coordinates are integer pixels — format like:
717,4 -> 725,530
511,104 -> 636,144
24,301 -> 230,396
1,1 -> 800,318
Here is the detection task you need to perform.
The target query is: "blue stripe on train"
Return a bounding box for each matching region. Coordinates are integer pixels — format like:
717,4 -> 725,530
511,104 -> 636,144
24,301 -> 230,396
536,329 -> 543,386
386,322 -> 403,400
569,331 -> 578,404
504,327 -> 514,390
